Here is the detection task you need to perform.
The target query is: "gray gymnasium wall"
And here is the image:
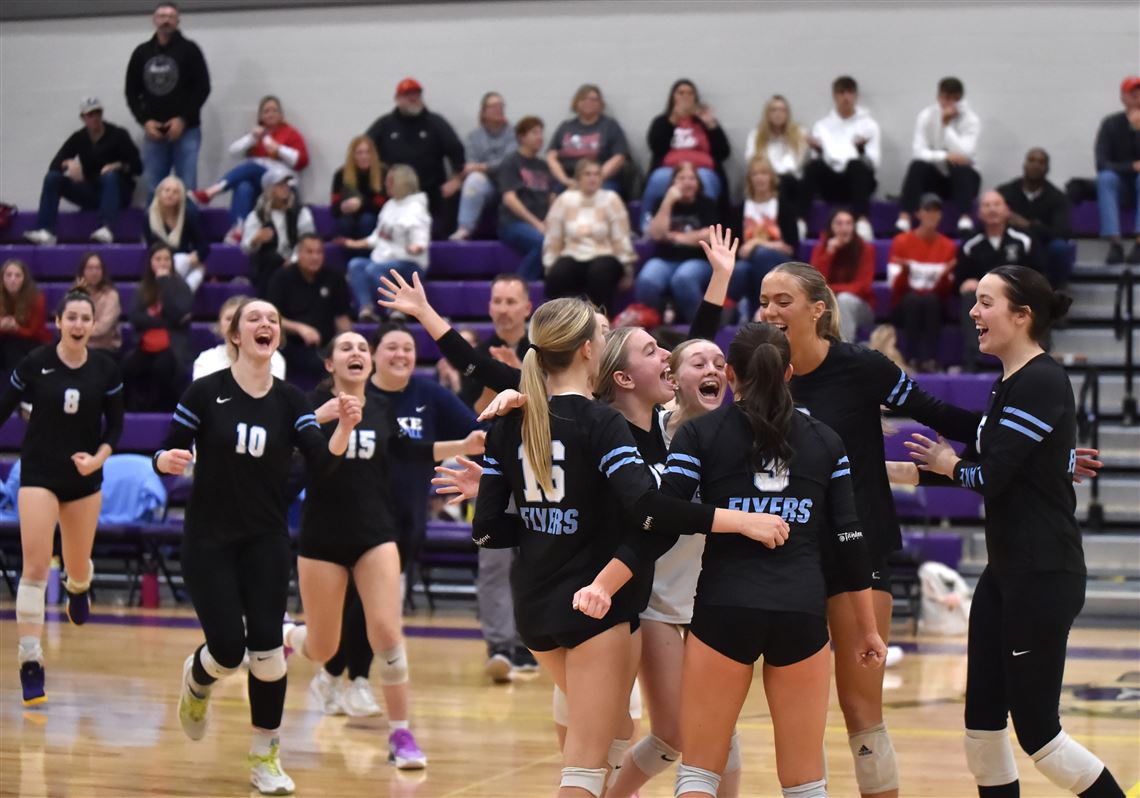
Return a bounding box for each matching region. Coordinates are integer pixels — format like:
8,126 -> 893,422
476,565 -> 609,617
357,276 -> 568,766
0,1 -> 1136,209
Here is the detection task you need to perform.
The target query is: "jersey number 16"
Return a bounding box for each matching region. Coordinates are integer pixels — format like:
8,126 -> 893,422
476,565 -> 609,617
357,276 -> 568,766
519,441 -> 566,503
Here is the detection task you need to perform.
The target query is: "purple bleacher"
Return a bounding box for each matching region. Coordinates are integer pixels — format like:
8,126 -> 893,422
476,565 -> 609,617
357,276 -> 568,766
43,283 -> 240,318
427,240 -> 519,277
885,421 -> 983,519
425,281 -> 544,318
902,530 -> 964,569
1072,201 -> 1134,236
913,372 -> 996,411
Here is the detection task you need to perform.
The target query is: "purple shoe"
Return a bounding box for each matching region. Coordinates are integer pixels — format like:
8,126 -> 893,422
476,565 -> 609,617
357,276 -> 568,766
66,588 -> 90,626
21,661 -> 47,706
388,728 -> 427,770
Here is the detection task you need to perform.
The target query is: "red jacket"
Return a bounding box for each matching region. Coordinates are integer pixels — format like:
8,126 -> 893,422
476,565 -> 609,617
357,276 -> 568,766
810,238 -> 875,304
247,123 -> 309,171
886,231 -> 956,309
3,292 -> 51,344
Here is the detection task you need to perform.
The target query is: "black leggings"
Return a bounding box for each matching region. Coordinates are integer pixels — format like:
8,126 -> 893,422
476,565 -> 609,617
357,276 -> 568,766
544,255 -> 625,312
964,567 -> 1085,754
324,581 -> 373,680
182,533 -> 292,729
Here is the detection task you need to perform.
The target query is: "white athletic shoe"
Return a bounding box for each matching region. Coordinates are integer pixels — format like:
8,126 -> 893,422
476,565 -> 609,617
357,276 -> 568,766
341,676 -> 382,717
178,654 -> 210,740
855,217 -> 875,241
885,645 -> 905,668
23,229 -> 57,246
309,670 -> 346,716
89,225 -> 114,243
249,739 -> 295,795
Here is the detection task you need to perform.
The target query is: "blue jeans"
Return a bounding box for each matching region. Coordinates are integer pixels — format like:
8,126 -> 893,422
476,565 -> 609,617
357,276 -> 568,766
347,257 -> 422,315
498,221 -> 545,280
634,256 -> 712,322
335,212 -> 378,240
142,126 -> 202,196
641,166 -> 722,228
458,172 -> 497,232
1096,169 -> 1140,238
1043,239 -> 1075,288
734,246 -> 789,312
220,161 -> 267,227
36,170 -> 126,232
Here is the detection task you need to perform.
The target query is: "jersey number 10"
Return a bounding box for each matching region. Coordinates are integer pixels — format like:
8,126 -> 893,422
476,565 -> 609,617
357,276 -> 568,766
235,423 -> 268,457
519,441 -> 566,503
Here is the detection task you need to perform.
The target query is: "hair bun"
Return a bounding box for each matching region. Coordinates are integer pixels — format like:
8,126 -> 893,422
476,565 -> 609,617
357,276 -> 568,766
1049,291 -> 1073,321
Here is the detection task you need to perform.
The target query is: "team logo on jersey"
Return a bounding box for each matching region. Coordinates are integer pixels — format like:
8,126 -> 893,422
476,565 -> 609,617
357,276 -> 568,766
1003,243 -> 1021,262
1063,672 -> 1140,719
753,461 -> 789,492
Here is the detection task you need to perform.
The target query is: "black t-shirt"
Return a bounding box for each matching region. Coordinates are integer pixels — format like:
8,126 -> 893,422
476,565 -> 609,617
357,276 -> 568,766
652,195 -> 719,262
266,266 -> 350,345
497,151 -> 554,226
661,406 -> 868,616
0,346 -> 124,483
788,341 -> 978,558
155,369 -> 335,542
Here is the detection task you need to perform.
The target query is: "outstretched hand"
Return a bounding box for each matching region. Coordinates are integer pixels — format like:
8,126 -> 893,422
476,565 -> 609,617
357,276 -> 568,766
698,224 -> 739,278
377,269 -> 431,320
904,433 -> 959,477
1073,447 -> 1102,484
432,456 -> 483,504
477,389 -> 527,422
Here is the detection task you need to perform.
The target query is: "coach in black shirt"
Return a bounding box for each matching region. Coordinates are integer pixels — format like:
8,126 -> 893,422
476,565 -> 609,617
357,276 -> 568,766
457,274 -> 532,409
998,148 -> 1073,288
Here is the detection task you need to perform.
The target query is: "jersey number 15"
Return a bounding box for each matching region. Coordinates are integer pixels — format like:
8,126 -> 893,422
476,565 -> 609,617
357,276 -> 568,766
519,441 -> 566,503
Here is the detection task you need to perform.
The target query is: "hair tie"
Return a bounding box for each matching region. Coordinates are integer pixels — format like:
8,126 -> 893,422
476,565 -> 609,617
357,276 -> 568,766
527,343 -> 541,355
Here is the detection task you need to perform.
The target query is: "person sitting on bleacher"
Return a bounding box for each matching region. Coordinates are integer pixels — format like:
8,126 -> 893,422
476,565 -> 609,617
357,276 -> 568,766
451,92 -> 513,242
240,169 -> 315,297
24,97 -> 142,247
744,95 -> 809,234
1095,75 -> 1140,265
887,194 -> 957,373
192,95 -> 309,243
145,176 -> 210,294
330,135 -> 387,241
497,116 -> 555,281
191,293 -> 285,380
122,243 -> 192,411
809,207 -> 876,343
998,148 -> 1074,288
74,252 -> 122,355
545,84 -> 630,195
957,190 -> 1035,372
344,165 -> 431,321
0,259 -> 51,376
265,234 -> 351,379
736,155 -> 799,315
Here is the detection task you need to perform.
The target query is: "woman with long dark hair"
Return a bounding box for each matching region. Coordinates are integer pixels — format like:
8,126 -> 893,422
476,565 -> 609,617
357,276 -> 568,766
807,208 -> 876,343
122,243 -> 192,411
0,259 -> 51,375
73,252 -> 122,354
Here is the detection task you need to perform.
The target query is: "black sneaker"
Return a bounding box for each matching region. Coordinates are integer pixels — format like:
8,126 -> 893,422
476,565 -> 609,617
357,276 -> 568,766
483,647 -> 512,684
66,588 -> 90,625
1127,242 -> 1140,266
20,660 -> 47,706
511,646 -> 539,673
1106,242 -> 1125,265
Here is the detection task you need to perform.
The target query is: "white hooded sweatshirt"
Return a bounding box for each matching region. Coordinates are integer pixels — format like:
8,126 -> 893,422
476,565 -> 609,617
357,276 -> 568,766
365,191 -> 432,269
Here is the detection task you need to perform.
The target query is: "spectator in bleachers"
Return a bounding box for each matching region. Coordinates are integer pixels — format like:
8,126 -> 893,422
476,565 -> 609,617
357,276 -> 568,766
191,293 -> 285,380
896,77 -> 981,236
497,116 -> 555,280
802,75 -> 881,241
867,323 -> 911,375
24,97 -> 142,247
634,161 -> 721,323
74,253 -> 122,354
541,159 -> 637,310
1096,75 -> 1140,264
642,79 -> 729,228
457,274 -> 532,410
744,94 -> 809,226
737,155 -> 799,314
545,84 -> 630,194
366,78 -> 465,236
344,165 -> 431,321
331,135 -> 387,242
125,2 -> 211,195
436,328 -> 479,394
887,194 -> 957,372
451,92 -> 513,241
241,170 -> 316,296
122,243 -> 192,411
809,207 -> 876,342
191,95 -> 310,241
998,147 -> 1074,287
145,176 -> 209,293
0,259 -> 51,375
957,190 -> 1035,371
265,234 -> 351,379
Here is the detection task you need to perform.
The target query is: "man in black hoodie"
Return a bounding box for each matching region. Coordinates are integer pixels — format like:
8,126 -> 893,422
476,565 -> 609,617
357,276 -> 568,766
998,148 -> 1073,287
125,2 -> 211,196
1095,75 -> 1140,264
366,78 -> 465,236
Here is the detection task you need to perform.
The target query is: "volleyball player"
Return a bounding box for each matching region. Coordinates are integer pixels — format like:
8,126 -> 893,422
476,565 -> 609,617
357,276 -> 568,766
282,330 -> 484,769
758,261 -> 982,798
471,297 -> 788,798
154,298 -> 361,796
900,266 -> 1124,798
0,289 -> 123,706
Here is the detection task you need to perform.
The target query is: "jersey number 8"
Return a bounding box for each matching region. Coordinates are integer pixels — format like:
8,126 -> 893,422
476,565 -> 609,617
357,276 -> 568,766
63,388 -> 80,414
235,423 -> 268,457
519,440 -> 566,503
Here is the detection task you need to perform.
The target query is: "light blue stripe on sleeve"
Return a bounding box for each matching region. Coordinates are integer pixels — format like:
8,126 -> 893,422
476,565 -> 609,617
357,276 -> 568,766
105,383 -> 124,396
886,370 -> 907,404
998,418 -> 1043,442
176,403 -> 201,424
831,468 -> 851,479
604,456 -> 644,477
663,465 -> 700,480
482,467 -> 502,476
666,452 -> 701,467
599,445 -> 639,471
1003,406 -> 1053,434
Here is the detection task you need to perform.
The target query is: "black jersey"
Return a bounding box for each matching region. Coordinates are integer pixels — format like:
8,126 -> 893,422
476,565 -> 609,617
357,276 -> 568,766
299,389 -> 433,549
154,369 -> 336,542
789,341 -> 977,557
0,345 -> 124,484
951,354 -> 1085,576
472,394 -> 715,638
660,405 -> 870,617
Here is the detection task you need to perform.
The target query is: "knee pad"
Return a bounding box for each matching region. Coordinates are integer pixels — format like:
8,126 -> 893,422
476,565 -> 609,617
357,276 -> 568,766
377,644 -> 409,686
199,644 -> 241,680
782,778 -> 827,798
964,727 -> 1019,787
629,676 -> 643,720
724,732 -> 742,774
65,559 -> 93,594
1031,730 -> 1104,794
631,734 -> 681,779
848,723 -> 898,794
560,766 -> 607,797
247,647 -> 287,682
16,579 -> 46,625
674,762 -> 721,797
552,684 -> 569,727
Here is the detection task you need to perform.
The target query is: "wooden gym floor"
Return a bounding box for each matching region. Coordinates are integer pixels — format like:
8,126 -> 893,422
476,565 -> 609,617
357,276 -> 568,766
1,607 -> 1137,797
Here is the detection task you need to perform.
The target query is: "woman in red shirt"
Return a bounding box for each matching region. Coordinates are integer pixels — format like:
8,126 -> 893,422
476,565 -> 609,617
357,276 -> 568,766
808,208 -> 876,342
0,259 -> 51,375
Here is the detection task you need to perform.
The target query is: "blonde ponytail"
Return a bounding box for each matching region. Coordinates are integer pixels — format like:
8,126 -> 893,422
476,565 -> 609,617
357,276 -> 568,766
519,346 -> 553,494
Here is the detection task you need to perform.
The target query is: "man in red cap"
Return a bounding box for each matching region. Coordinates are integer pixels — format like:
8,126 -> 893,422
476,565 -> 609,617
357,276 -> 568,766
366,77 -> 466,236
1096,75 -> 1140,264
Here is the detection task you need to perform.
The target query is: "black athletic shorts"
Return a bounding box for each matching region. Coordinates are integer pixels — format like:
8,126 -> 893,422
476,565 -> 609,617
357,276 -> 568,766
690,603 -> 830,666
825,551 -> 892,597
521,617 -> 632,653
19,469 -> 102,504
298,525 -> 395,567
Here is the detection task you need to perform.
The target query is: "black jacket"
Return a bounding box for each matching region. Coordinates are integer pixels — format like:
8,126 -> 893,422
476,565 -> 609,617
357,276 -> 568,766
49,122 -> 142,185
125,30 -> 211,127
1094,111 -> 1140,173
957,227 -> 1037,288
997,178 -> 1071,243
365,107 -> 464,192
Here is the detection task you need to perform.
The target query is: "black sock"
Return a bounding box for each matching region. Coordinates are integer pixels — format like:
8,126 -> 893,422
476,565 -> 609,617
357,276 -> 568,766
248,673 -> 287,731
324,647 -> 347,678
1079,768 -> 1125,798
979,783 -> 1019,797
190,644 -> 217,688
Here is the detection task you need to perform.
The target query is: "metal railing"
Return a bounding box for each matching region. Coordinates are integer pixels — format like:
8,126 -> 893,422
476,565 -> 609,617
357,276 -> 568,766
1113,267 -> 1136,425
1076,366 -> 1104,530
